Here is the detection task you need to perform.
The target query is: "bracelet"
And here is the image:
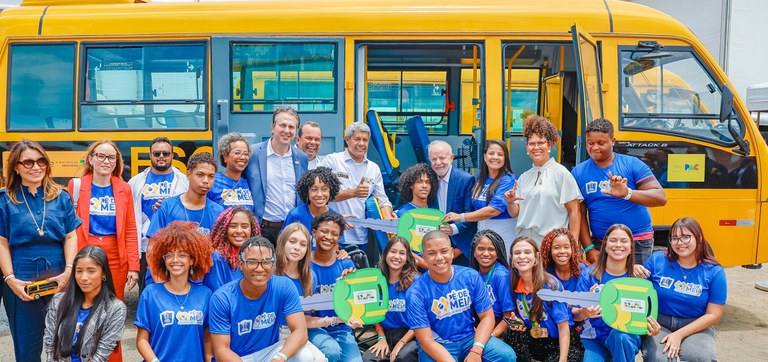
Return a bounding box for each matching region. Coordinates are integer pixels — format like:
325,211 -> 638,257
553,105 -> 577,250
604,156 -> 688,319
150,358 -> 159,362
65,264 -> 73,269
470,348 -> 482,356
377,335 -> 386,341
623,188 -> 633,200
583,244 -> 595,253
460,213 -> 466,223
472,341 -> 485,349
396,340 -> 405,345
275,352 -> 288,362
3,274 -> 15,282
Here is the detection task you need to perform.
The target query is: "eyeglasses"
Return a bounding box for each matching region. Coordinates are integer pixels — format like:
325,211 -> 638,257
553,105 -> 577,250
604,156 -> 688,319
162,252 -> 191,262
230,150 -> 251,157
92,153 -> 118,164
152,151 -> 171,157
526,141 -> 548,149
242,258 -> 275,270
17,157 -> 49,169
315,228 -> 341,239
669,234 -> 693,245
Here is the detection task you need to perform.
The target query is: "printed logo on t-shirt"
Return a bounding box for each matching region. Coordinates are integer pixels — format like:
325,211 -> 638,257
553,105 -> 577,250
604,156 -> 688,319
142,181 -> 173,199
389,298 -> 406,312
430,289 -> 472,320
363,177 -> 374,185
90,195 -> 116,216
160,311 -> 175,327
585,181 -> 598,194
220,188 -> 254,206
176,310 -> 204,326
75,322 -> 83,334
673,280 -> 703,297
197,227 -> 211,236
659,277 -> 674,289
598,180 -> 611,192
253,312 -> 276,330
485,284 -> 496,304
318,284 -> 333,294
336,172 -> 350,179
237,319 -> 253,335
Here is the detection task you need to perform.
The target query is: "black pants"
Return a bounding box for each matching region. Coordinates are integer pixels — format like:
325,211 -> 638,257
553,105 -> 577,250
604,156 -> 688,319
361,327 -> 419,362
504,327 -> 584,362
138,252 -> 148,293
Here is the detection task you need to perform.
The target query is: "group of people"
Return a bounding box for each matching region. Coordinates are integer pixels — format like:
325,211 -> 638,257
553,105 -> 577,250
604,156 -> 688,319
0,106 -> 726,362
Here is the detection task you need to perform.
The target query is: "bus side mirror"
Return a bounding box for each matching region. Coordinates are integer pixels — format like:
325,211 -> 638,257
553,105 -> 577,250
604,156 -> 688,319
720,85 -> 734,123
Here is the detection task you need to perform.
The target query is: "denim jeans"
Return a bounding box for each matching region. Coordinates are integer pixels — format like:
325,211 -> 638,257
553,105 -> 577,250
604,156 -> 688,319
308,327 -> 362,362
582,329 -> 641,362
642,313 -> 717,362
417,334 -> 517,362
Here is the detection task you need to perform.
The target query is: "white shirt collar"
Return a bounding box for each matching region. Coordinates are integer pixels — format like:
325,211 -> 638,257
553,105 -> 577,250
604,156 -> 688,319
267,138 -> 293,157
342,149 -> 367,164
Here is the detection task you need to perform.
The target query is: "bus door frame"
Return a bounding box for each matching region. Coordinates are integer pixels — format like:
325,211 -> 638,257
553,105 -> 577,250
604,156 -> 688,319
571,24 -> 605,163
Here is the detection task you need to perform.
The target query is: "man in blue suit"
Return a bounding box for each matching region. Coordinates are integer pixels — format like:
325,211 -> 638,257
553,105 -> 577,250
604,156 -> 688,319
245,106 -> 309,244
428,140 -> 477,258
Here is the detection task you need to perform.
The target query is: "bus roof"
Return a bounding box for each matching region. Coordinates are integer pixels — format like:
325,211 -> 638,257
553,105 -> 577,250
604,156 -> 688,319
0,0 -> 695,41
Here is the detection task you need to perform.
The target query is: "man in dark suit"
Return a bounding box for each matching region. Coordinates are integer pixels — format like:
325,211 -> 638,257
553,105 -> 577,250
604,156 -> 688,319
245,106 -> 309,244
428,140 -> 476,258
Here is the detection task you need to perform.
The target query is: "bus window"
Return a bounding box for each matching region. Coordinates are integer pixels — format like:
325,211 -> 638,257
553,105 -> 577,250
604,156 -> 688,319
367,70 -> 448,135
502,68 -> 540,134
620,47 -> 743,145
231,43 -> 336,112
80,43 -> 207,131
7,44 -> 76,131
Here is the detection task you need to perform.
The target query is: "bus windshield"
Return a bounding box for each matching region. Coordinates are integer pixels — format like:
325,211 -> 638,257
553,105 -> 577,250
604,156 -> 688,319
620,47 -> 742,144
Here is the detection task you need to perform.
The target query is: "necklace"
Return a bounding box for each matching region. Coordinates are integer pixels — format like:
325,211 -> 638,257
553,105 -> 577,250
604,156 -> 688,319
429,266 -> 455,296
170,282 -> 191,310
181,195 -> 206,225
21,188 -> 46,236
679,263 -> 697,280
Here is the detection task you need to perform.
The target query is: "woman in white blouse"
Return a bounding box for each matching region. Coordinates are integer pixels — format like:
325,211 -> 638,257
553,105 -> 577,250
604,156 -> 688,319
505,115 -> 583,245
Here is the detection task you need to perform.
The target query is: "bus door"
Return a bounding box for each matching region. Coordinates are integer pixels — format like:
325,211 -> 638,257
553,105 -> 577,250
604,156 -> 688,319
211,38 -> 346,156
571,24 -> 604,163
355,41 -> 485,178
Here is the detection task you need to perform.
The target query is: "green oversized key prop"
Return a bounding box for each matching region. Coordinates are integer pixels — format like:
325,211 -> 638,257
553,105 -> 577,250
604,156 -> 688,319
537,277 -> 658,335
300,268 -> 389,325
347,208 -> 445,253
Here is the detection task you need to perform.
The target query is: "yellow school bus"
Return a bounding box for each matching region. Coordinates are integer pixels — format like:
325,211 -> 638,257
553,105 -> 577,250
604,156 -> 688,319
0,0 -> 765,266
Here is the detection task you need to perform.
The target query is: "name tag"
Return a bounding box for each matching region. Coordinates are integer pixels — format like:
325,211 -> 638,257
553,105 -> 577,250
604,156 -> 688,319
336,172 -> 350,179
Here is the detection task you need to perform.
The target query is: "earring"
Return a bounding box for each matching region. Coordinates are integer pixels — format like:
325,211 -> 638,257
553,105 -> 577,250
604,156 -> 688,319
102,276 -> 106,281
189,267 -> 194,275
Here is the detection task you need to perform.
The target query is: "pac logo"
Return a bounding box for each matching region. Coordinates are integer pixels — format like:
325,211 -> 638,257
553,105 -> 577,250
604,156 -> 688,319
430,289 -> 471,320
353,289 -> 378,305
160,311 -> 175,327
620,298 -> 646,313
414,224 -> 437,236
237,319 -> 253,335
684,164 -> 699,171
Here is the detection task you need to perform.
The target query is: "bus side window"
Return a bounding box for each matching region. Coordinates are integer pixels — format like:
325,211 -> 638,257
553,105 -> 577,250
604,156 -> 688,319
7,44 -> 76,131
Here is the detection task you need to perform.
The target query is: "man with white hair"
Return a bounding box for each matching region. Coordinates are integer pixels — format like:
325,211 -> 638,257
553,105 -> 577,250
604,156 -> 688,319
428,140 -> 476,258
321,122 -> 395,246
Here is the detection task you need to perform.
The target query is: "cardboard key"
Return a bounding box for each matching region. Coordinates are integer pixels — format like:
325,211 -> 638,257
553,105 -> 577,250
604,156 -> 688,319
347,208 -> 445,253
537,277 -> 658,335
300,268 -> 389,325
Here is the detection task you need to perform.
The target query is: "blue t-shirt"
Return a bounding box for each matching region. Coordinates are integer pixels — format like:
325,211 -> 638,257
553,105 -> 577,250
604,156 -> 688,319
71,308 -> 92,362
547,263 -> 588,292
643,251 -> 727,318
480,262 -> 514,317
406,265 -> 491,343
382,280 -> 412,330
208,276 -> 303,357
286,270 -> 318,298
207,172 -> 254,212
577,265 -> 628,342
0,186 -> 82,247
282,204 -> 342,249
140,172 -> 175,223
88,184 -> 117,236
471,174 -> 516,219
571,154 -> 655,239
203,251 -> 243,293
311,258 -> 356,332
147,195 -> 225,237
513,278 -> 572,339
134,283 -> 211,362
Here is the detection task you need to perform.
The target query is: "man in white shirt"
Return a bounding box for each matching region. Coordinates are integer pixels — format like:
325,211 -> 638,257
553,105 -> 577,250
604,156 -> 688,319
128,137 -> 189,291
245,107 -> 309,244
296,121 -> 324,170
428,140 -> 476,258
321,122 -> 395,246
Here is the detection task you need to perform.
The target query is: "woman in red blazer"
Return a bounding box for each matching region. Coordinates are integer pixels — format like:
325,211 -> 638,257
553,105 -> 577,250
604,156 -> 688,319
68,139 -> 139,301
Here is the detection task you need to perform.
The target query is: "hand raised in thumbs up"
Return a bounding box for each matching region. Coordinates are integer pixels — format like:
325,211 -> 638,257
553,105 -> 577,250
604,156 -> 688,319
353,177 -> 370,198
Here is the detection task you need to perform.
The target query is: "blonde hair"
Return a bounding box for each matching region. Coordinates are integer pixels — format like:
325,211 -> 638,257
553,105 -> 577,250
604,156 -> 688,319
275,223 -> 313,296
80,139 -> 123,178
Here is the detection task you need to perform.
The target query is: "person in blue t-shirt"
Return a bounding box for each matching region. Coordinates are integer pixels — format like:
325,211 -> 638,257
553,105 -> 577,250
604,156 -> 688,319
135,221 -> 215,362
444,140 -> 518,252
540,228 -> 586,293
571,118 -> 667,265
282,166 -> 343,249
148,152 -> 225,240
635,217 -> 726,361
309,212 -> 363,362
505,236 -> 583,362
208,132 -> 255,212
468,230 -> 515,341
362,236 -> 420,362
574,224 -> 659,362
209,236 -> 322,361
204,206 -> 261,292
406,230 -> 516,362
395,163 -> 440,269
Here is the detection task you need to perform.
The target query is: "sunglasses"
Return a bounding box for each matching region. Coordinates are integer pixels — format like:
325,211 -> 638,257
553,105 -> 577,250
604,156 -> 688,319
17,157 -> 49,169
152,151 -> 172,157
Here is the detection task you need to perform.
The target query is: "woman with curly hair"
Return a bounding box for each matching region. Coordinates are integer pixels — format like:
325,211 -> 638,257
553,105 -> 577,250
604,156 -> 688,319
135,221 -> 215,362
540,228 -> 586,292
203,206 -> 261,292
469,230 -> 515,341
506,236 -> 584,362
505,115 -> 582,245
283,166 -> 342,249
362,236 -> 419,362
396,163 -> 438,216
208,132 -> 254,212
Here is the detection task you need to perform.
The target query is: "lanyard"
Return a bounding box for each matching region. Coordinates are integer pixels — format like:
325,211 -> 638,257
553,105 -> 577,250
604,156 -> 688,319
518,291 -> 539,327
483,263 -> 496,286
